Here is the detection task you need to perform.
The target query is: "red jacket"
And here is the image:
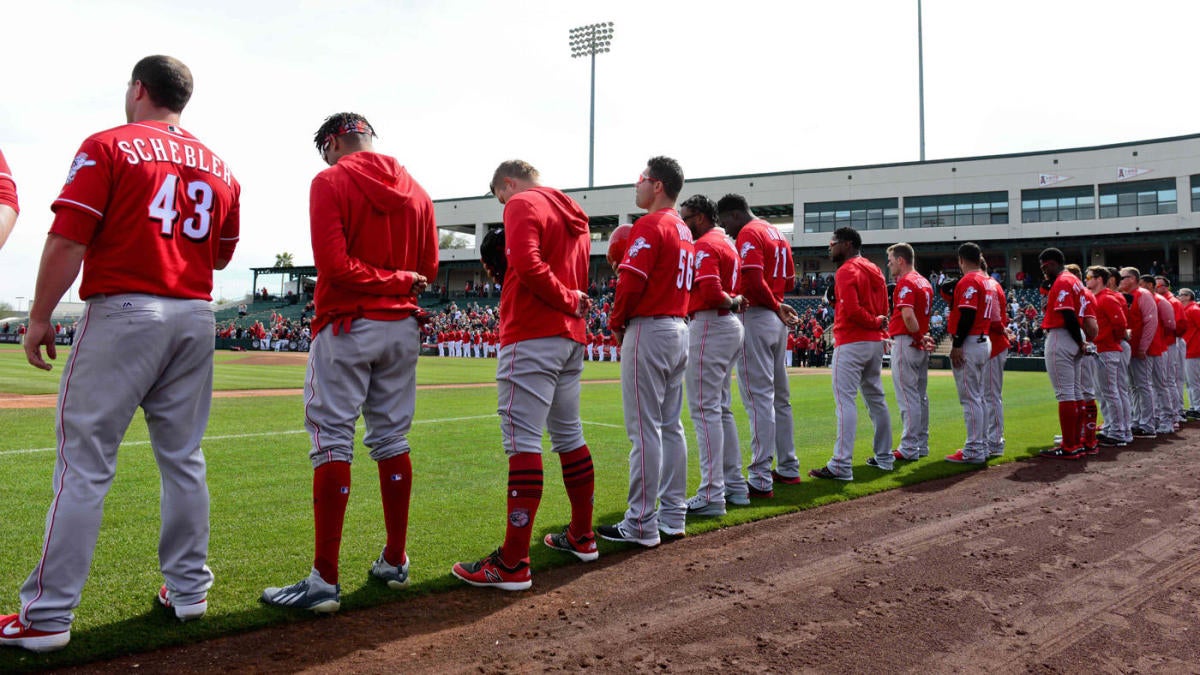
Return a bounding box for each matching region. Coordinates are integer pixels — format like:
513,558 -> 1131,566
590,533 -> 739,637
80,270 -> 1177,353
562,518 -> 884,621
832,255 -> 887,346
309,152 -> 438,334
1093,288 -> 1128,353
1184,303 -> 1200,358
499,187 -> 590,346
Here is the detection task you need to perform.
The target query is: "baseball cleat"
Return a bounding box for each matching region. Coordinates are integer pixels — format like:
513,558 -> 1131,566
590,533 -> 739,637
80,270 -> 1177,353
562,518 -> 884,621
658,526 -> 686,543
808,466 -> 853,481
1084,445 -> 1100,456
892,450 -> 919,461
771,470 -> 803,485
452,549 -> 532,590
724,491 -> 751,506
1131,427 -> 1157,439
157,585 -> 207,622
543,528 -> 599,562
686,495 -> 726,517
1038,447 -> 1086,460
747,485 -> 775,498
597,522 -> 660,548
369,549 -> 411,589
865,456 -> 894,471
944,450 -> 987,465
1096,434 -> 1121,447
0,614 -> 70,653
261,568 -> 341,613
987,449 -> 1005,458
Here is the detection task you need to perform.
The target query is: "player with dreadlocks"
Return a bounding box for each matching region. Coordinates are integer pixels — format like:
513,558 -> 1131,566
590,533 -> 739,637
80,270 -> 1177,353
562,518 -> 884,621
262,112 -> 439,612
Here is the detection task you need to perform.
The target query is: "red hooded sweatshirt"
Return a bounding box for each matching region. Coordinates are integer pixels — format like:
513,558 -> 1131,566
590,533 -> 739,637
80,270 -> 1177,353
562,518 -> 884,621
499,186 -> 590,346
309,152 -> 438,335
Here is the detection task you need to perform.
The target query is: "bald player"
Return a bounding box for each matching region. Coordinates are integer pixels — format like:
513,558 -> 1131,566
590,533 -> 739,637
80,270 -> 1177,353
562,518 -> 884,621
600,156 -> 694,547
1120,267 -> 1159,438
0,147 -> 18,250
263,113 -> 437,612
680,194 -> 748,516
717,193 -> 800,497
1,56 -> 239,652
452,160 -> 595,590
886,242 -> 933,462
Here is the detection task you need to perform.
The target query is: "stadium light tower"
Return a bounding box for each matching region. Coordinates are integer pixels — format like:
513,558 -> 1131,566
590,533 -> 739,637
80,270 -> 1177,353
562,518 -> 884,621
569,21 -> 614,188
918,0 -> 926,161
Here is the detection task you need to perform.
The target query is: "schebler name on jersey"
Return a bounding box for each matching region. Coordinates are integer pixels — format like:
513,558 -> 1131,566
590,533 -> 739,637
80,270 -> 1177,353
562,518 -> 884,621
115,132 -> 234,187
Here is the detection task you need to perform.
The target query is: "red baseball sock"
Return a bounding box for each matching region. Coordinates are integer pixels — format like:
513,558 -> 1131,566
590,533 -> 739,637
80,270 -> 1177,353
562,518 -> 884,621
378,453 -> 413,567
558,445 -> 595,538
1082,400 -> 1098,448
313,461 -> 351,584
1057,401 -> 1079,451
500,452 -> 543,567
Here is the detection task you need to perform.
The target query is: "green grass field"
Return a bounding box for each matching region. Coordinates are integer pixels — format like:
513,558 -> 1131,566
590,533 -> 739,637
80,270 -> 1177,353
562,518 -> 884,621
0,344 -> 1058,671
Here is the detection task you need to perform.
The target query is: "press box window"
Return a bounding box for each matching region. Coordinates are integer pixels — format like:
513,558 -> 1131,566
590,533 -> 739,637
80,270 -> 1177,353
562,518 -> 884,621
1099,177 -> 1176,218
902,191 -> 1008,228
1021,185 -> 1095,223
803,198 -> 898,233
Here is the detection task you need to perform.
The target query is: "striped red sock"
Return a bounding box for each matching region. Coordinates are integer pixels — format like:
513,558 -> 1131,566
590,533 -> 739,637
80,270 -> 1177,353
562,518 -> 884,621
500,452 -> 543,567
313,461 -> 351,584
378,453 -> 413,566
559,445 -> 595,538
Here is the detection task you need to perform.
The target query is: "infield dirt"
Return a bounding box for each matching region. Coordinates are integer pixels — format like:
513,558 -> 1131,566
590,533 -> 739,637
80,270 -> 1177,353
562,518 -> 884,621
68,426 -> 1200,673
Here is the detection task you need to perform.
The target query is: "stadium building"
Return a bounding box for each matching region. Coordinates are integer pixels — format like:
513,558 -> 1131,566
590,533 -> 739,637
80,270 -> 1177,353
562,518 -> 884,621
433,133 -> 1200,292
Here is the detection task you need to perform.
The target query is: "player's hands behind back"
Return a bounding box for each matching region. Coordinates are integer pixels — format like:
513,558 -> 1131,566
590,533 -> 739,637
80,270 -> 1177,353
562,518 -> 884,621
24,319 -> 57,371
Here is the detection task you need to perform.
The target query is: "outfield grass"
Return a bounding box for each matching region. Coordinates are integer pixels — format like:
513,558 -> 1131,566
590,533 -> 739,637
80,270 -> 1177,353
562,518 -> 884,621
0,349 -> 1058,671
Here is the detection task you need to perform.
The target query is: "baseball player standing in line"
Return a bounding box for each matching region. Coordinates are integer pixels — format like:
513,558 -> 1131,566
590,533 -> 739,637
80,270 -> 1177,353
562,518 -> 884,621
1141,275 -> 1178,434
810,227 -> 893,480
1120,268 -> 1159,438
1086,267 -> 1132,446
1105,266 -> 1136,440
262,113 -> 437,612
1,56 -> 240,652
942,243 -> 993,464
679,194 -> 749,517
452,160 -> 596,590
885,243 -> 933,462
1038,248 -> 1088,459
1065,264 -> 1100,454
600,156 -> 693,547
1155,276 -> 1188,422
0,147 -> 18,250
982,268 -> 1010,458
716,194 -> 800,497
1179,289 -> 1200,419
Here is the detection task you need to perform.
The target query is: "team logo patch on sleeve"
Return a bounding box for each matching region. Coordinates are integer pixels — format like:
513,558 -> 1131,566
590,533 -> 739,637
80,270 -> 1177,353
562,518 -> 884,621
899,286 -> 911,299
1058,290 -> 1068,302
628,237 -> 651,258
694,250 -> 710,269
964,287 -> 976,299
740,242 -> 755,259
65,152 -> 97,184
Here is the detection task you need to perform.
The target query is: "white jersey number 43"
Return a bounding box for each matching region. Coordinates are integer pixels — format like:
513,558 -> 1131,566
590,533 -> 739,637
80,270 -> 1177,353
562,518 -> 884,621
150,174 -> 215,241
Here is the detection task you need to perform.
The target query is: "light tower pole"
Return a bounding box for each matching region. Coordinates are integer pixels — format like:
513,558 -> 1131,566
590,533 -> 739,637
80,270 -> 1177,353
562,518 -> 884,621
918,0 -> 926,161
569,21 -> 614,188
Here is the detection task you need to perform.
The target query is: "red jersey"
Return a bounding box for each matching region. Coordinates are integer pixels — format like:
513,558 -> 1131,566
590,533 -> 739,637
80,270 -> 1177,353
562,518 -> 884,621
498,187 -> 590,346
1166,293 -> 1185,340
1126,287 -> 1158,356
1079,286 -> 1098,341
1151,293 -> 1174,356
51,121 -> 240,301
1041,273 -> 1083,330
950,270 -> 992,336
985,278 -> 1009,357
1093,288 -> 1129,353
1184,303 -> 1200,358
0,147 -> 17,212
888,270 -> 932,339
611,208 -> 694,328
310,152 -> 437,334
687,227 -> 739,314
832,255 -> 888,346
734,218 -> 794,311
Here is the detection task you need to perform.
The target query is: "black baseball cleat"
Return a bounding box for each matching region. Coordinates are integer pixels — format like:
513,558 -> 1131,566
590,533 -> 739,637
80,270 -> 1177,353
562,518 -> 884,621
1038,447 -> 1086,460
1131,427 -> 1157,439
808,466 -> 853,481
597,523 -> 660,548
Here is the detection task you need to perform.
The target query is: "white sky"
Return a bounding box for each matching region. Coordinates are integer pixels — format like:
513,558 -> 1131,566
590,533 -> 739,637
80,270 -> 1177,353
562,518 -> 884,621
3,0 -> 1199,307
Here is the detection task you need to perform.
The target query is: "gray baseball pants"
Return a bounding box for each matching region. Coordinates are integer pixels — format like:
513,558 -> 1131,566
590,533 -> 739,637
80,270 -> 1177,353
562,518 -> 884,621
737,307 -> 798,491
1045,329 -> 1080,402
1129,354 -> 1156,431
1096,350 -> 1132,442
1187,357 -> 1200,413
824,340 -> 892,477
1150,354 -> 1175,433
305,318 -> 419,468
952,336 -> 992,461
619,316 -> 689,538
985,350 -> 1007,457
1171,339 -> 1186,413
890,335 -> 929,460
20,295 -> 215,630
496,337 -> 586,455
686,311 -> 746,506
